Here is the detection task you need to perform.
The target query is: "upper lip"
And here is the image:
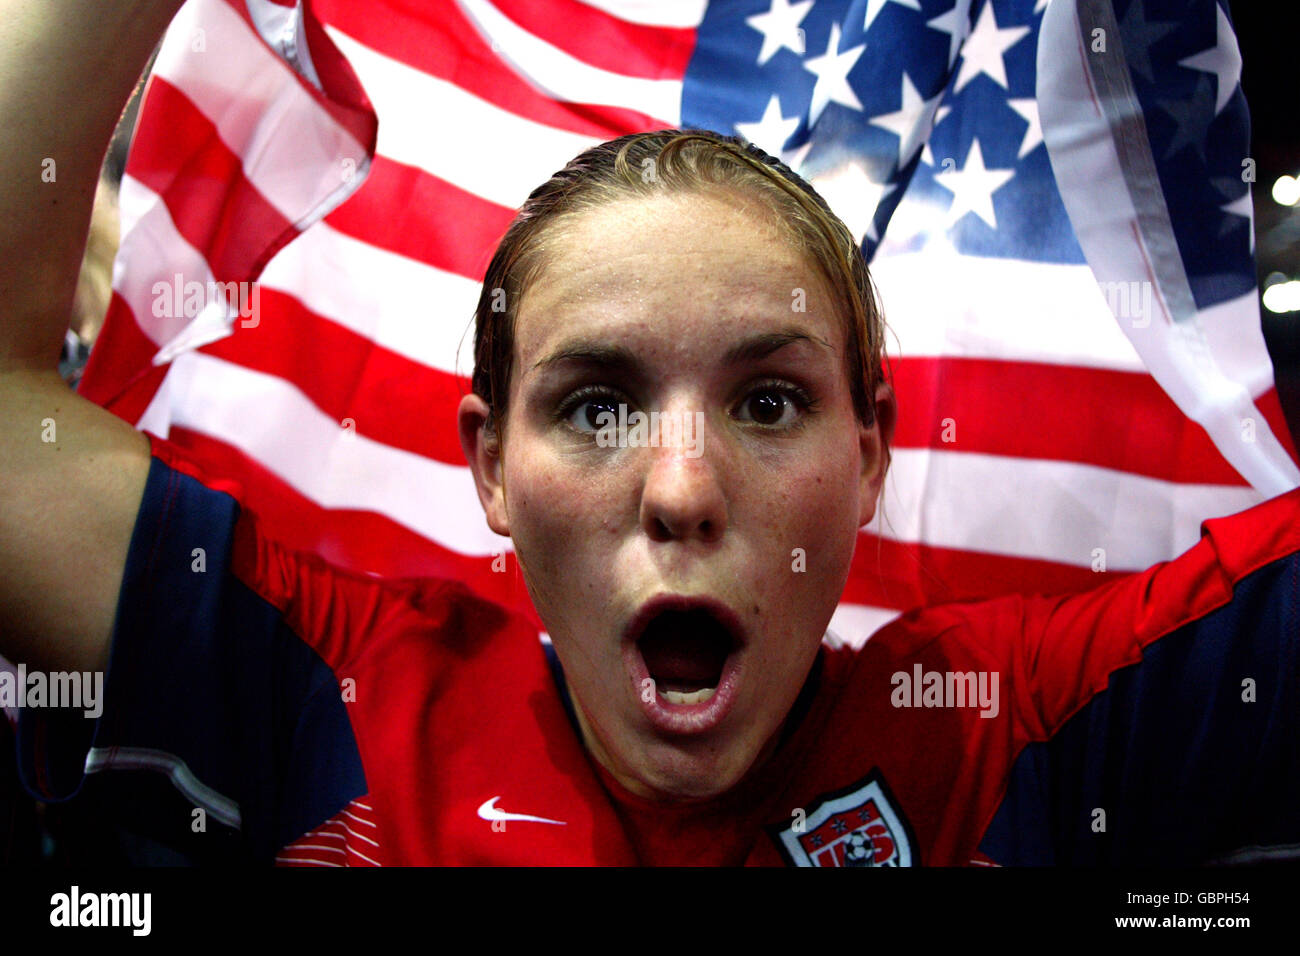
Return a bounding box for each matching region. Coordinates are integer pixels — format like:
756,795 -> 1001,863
622,593 -> 748,650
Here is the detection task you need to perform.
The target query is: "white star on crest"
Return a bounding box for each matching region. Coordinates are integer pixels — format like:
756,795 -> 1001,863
1006,98 -> 1043,158
863,0 -> 922,34
869,72 -> 943,167
1177,3 -> 1242,115
803,22 -> 867,128
746,0 -> 813,66
926,0 -> 974,68
735,94 -> 801,157
933,138 -> 1015,230
953,1 -> 1031,93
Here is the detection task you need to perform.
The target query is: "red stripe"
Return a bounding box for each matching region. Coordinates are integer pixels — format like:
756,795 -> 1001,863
126,77 -> 299,282
489,0 -> 697,80
844,532 -> 1124,612
200,287 -> 471,466
324,155 -> 514,281
1253,385 -> 1300,467
312,0 -> 663,137
78,293 -> 169,423
887,356 -> 1248,486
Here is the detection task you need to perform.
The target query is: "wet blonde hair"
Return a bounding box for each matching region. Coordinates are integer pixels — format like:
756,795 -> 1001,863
471,128 -> 886,433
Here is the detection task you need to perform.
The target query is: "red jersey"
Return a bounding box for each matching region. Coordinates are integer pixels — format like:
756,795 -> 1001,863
18,436 -> 1300,865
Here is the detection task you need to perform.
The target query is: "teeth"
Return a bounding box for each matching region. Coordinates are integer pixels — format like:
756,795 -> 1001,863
659,687 -> 716,705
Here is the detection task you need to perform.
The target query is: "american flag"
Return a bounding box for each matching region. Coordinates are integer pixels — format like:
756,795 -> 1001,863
79,0 -> 1300,643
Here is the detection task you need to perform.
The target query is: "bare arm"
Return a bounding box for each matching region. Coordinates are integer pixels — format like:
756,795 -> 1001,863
0,0 -> 184,674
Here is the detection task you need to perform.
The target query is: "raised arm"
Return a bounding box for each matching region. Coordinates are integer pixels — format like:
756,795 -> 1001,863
0,0 -> 183,674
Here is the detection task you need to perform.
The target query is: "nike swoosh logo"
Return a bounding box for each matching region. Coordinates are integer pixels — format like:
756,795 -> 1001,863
476,796 -> 566,826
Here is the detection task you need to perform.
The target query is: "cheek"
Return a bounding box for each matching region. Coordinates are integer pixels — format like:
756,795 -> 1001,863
501,445 -> 624,612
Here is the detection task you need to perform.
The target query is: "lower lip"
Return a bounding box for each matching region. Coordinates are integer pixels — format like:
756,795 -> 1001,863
625,643 -> 743,734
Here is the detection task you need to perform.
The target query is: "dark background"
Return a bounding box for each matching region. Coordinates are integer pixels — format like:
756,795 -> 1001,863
1235,3 -> 1300,442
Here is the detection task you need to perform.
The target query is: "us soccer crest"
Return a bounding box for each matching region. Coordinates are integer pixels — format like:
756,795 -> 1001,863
769,771 -> 917,867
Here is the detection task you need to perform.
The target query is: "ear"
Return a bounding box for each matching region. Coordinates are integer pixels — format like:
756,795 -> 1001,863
857,381 -> 896,528
457,392 -> 511,537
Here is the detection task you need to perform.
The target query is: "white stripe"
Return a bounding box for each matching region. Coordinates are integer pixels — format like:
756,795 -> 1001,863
303,829 -> 347,842
341,808 -> 378,828
259,221 -> 480,377
576,0 -> 707,28
326,26 -> 600,210
336,822 -> 380,847
153,0 -> 367,229
287,843 -> 347,854
456,0 -> 681,124
114,175 -> 230,351
871,250 -> 1146,371
868,448 -> 1263,571
828,604 -> 902,650
276,856 -> 343,866
136,352 -> 508,557
1197,291 -> 1279,399
345,845 -> 381,866
84,746 -> 241,829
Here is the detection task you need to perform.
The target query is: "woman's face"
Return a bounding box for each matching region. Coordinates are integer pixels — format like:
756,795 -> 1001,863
460,189 -> 893,802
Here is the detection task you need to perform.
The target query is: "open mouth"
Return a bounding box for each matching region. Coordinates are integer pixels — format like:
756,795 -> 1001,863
635,606 -> 740,707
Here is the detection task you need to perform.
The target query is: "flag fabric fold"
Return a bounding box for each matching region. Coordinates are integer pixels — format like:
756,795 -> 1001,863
81,0 -> 1298,643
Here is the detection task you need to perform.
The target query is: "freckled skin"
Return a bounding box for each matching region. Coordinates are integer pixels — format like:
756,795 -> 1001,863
459,190 -> 893,802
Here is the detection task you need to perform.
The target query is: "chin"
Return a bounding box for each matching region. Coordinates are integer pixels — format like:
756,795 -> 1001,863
632,741 -> 757,803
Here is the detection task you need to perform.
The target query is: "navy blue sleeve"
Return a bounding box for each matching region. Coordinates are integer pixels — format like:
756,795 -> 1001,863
979,551 -> 1300,865
16,456 -> 366,864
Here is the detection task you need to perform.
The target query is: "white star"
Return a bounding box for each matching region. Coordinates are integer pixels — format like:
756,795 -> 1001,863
869,72 -> 943,167
933,138 -> 1015,230
1177,3 -> 1242,115
926,0 -> 974,68
1006,98 -> 1043,158
809,162 -> 893,243
746,0 -> 813,66
863,0 -> 921,34
735,95 -> 801,157
953,1 -> 1030,93
783,137 -> 815,174
1221,188 -> 1255,253
1033,0 -> 1049,14
803,22 -> 867,127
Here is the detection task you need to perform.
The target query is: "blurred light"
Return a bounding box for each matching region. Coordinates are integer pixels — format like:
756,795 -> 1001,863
1272,175 -> 1300,206
1262,279 -> 1300,313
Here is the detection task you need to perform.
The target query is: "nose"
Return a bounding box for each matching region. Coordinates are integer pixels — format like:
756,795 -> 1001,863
638,422 -> 728,544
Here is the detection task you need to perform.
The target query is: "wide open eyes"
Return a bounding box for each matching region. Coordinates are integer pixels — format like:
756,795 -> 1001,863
555,380 -> 817,438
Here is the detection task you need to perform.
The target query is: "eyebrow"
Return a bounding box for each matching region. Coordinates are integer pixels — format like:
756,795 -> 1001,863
531,329 -> 832,376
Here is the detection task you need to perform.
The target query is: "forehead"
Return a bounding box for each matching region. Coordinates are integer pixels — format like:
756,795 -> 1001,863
513,191 -> 844,369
